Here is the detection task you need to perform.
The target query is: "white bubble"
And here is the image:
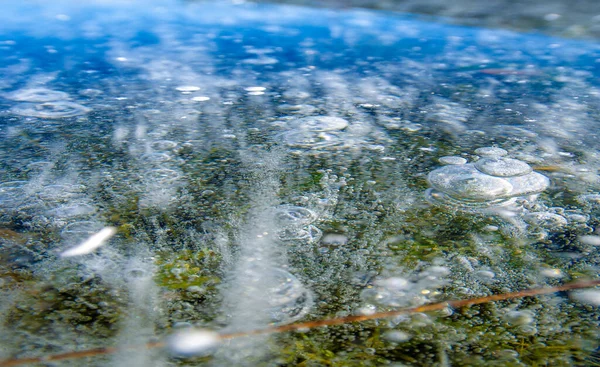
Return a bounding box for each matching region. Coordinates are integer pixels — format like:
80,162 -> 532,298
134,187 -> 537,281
504,310 -> 534,326
289,116 -> 349,132
11,101 -> 91,118
275,205 -> 317,226
570,289 -> 600,306
175,85 -> 201,92
144,168 -> 181,184
5,88 -> 69,102
267,268 -> 313,325
321,233 -> 348,246
474,270 -> 495,280
278,225 -> 322,243
503,171 -> 549,197
382,330 -> 412,343
474,147 -> 508,157
475,157 -> 532,177
243,56 -> 278,65
167,329 -> 221,356
375,277 -> 410,291
579,235 -> 600,246
428,165 -> 513,201
539,268 -> 563,278
150,140 -> 178,150
285,130 -> 347,150
523,212 -> 568,228
49,203 -> 97,218
427,148 -> 550,208
439,156 -> 467,165
244,86 -> 266,92
61,221 -> 106,239
141,152 -> 172,163
191,96 -> 210,102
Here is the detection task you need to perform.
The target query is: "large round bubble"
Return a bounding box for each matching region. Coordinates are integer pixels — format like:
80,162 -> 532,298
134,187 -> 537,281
426,147 -> 550,207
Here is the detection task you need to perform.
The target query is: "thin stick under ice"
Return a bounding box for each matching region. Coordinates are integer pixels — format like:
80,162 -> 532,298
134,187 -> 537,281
60,227 -> 117,257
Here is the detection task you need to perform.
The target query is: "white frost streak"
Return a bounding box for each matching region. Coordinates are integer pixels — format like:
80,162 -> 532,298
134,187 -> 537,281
60,227 -> 117,257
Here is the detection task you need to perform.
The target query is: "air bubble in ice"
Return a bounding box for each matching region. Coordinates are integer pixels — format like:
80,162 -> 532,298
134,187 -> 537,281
474,147 -> 508,157
266,268 -> 313,325
175,86 -> 200,92
274,205 -> 317,226
474,157 -> 532,177
426,147 -> 550,208
288,116 -> 349,132
49,203 -> 97,218
144,168 -> 181,184
428,165 -> 513,201
570,289 -> 600,306
504,310 -> 534,326
284,130 -> 344,149
438,156 -> 467,165
167,329 -> 221,356
11,101 -> 91,118
5,88 -> 69,102
150,140 -> 178,150
578,235 -> 600,246
523,212 -> 568,228
382,330 -> 412,343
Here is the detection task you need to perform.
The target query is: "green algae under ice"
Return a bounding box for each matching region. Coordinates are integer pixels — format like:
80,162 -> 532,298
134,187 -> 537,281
0,1 -> 600,366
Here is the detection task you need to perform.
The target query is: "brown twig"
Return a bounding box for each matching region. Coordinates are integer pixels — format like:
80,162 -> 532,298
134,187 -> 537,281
1,279 -> 598,367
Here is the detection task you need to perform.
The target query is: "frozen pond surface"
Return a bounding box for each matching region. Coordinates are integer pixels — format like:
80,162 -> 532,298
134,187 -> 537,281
1,1 -> 600,366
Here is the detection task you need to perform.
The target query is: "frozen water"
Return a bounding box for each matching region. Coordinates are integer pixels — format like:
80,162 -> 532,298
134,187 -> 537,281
474,157 -> 533,177
274,205 -> 318,227
474,147 -> 508,157
4,88 -> 69,102
0,1 -> 599,366
428,164 -> 514,201
439,156 -> 467,165
427,148 -> 550,207
167,329 -> 221,356
265,268 -> 313,325
288,116 -> 349,132
11,101 -> 91,118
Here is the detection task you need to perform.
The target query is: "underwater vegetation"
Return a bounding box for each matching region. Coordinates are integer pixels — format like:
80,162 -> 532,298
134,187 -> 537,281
1,1 -> 600,366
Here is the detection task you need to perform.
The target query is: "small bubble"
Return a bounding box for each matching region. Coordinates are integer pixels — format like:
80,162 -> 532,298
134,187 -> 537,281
523,212 -> 568,228
539,268 -> 563,278
176,86 -> 201,92
474,147 -> 508,157
504,310 -> 534,326
321,233 -> 348,246
474,270 -> 495,280
191,96 -> 210,102
439,156 -> 467,165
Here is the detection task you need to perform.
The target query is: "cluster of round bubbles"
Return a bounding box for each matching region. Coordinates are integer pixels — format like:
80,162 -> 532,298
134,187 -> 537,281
5,87 -> 90,118
266,268 -> 313,325
274,205 -> 322,243
283,116 -> 349,150
426,147 -> 550,208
